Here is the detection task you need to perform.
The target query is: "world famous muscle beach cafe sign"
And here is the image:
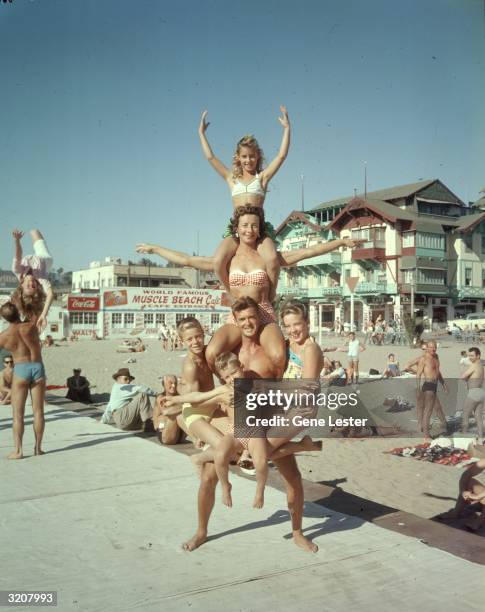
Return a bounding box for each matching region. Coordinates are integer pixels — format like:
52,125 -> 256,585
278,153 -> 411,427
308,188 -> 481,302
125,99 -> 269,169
102,288 -> 231,313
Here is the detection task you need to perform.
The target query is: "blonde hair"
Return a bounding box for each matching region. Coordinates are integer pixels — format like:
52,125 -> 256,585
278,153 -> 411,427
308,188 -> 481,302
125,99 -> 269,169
214,351 -> 240,374
232,135 -> 264,180
177,317 -> 203,337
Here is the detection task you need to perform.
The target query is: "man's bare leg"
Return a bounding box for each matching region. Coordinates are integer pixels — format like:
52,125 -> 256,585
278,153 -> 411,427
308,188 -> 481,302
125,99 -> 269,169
422,391 -> 436,440
416,389 -> 424,432
182,463 -> 218,551
433,396 -> 448,432
273,455 -> 318,553
462,398 -> 478,434
31,378 -> 46,455
8,377 -> 29,459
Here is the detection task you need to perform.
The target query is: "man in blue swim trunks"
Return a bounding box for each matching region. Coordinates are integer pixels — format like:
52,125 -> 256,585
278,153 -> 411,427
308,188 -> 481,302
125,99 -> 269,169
0,302 -> 46,459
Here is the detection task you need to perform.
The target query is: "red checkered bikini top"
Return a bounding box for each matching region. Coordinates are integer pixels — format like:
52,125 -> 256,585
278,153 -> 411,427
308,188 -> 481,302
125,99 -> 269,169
228,269 -> 270,288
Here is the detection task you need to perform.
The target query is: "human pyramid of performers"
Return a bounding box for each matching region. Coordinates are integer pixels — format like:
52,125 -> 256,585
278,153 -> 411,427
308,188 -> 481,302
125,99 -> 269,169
0,107 -> 362,552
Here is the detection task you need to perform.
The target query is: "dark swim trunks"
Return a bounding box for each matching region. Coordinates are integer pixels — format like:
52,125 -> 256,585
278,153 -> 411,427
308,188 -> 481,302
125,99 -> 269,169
422,381 -> 438,394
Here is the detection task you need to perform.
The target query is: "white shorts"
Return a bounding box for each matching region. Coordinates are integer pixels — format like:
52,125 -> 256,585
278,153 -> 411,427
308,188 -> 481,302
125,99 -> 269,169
33,239 -> 53,271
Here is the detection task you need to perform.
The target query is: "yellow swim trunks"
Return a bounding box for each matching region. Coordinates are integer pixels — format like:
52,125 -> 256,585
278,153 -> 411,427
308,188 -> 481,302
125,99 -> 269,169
182,402 -> 217,429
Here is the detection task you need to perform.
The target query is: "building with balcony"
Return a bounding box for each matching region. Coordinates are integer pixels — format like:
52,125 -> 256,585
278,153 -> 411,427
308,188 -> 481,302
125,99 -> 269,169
276,179 -> 485,330
275,209 -> 343,331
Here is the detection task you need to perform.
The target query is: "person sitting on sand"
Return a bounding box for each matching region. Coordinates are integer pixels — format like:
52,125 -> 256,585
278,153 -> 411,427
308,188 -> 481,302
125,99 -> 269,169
323,360 -> 347,386
152,374 -> 188,445
383,353 -> 400,378
0,302 -> 46,459
440,458 -> 485,532
43,335 -> 55,348
116,338 -> 145,353
101,367 -> 159,431
0,354 -> 14,405
66,368 -> 92,404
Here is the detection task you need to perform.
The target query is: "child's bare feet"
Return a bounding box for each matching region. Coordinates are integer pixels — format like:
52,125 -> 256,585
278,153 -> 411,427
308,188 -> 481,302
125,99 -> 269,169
293,530 -> 318,553
221,482 -> 232,507
7,450 -> 23,460
253,490 -> 264,509
34,448 -> 45,456
182,530 -> 207,551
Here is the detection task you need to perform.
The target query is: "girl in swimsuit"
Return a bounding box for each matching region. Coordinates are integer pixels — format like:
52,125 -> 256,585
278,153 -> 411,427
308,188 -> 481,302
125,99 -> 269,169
198,106 -> 290,299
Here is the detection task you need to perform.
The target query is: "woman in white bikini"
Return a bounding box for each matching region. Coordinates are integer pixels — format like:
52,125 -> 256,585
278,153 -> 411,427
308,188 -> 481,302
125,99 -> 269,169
198,106 -> 290,299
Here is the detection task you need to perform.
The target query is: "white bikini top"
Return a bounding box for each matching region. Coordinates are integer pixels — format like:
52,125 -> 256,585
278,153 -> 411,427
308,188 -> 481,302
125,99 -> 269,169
231,174 -> 266,198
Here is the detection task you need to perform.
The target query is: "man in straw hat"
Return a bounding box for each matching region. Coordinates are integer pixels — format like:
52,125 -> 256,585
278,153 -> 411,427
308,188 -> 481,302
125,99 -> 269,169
101,367 -> 158,431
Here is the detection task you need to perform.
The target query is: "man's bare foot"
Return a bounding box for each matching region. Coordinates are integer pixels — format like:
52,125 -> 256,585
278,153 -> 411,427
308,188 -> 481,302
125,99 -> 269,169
7,450 -> 23,460
293,530 -> 318,553
301,435 -> 322,452
34,448 -> 45,456
182,531 -> 207,551
190,454 -> 203,478
253,491 -> 264,509
221,482 -> 232,507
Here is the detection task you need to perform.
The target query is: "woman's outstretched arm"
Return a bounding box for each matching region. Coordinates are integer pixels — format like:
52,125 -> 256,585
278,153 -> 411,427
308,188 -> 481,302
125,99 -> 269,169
136,243 -> 214,271
279,237 -> 361,267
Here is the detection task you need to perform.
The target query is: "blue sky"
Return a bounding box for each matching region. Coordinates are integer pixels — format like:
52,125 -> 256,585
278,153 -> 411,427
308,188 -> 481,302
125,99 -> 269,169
1,0 -> 484,271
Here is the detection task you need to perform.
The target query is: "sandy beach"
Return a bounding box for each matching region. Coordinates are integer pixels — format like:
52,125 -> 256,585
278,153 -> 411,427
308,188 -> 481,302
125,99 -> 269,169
22,333 -> 483,527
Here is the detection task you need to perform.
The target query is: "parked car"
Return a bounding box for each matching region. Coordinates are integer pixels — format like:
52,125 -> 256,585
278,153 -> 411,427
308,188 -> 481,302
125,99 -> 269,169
447,312 -> 485,333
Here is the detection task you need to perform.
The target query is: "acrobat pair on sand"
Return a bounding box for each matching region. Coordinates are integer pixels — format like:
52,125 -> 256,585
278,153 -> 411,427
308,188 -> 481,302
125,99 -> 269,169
1,229 -> 54,458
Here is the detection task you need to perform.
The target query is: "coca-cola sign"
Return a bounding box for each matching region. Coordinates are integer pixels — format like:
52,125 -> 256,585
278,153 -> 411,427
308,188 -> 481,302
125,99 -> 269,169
68,296 -> 100,312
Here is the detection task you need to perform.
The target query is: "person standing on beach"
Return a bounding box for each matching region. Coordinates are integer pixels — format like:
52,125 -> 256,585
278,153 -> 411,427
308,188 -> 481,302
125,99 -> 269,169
416,340 -> 448,440
339,331 -> 365,385
461,347 -> 485,441
0,302 -> 46,459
